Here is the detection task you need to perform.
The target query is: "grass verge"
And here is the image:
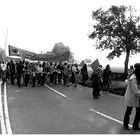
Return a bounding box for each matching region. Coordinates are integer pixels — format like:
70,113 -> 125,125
79,80 -> 126,96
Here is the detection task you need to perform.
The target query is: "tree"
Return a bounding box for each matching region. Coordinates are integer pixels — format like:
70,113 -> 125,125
84,58 -> 92,64
52,42 -> 75,63
89,5 -> 140,75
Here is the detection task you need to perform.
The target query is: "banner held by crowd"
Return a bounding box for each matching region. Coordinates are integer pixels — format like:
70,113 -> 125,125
8,45 -> 70,62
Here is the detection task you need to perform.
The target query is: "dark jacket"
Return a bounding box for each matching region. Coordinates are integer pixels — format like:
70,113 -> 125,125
16,62 -> 24,74
90,71 -> 103,89
10,61 -> 15,74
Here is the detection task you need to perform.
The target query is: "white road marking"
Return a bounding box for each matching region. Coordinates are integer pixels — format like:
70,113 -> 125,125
45,84 -> 132,128
89,108 -> 132,128
45,84 -> 67,98
3,83 -> 12,134
0,81 -> 7,134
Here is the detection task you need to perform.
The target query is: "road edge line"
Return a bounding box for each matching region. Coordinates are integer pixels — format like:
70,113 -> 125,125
4,82 -> 12,134
0,81 -> 7,134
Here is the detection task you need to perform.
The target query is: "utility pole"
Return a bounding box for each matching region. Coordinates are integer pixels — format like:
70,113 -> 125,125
4,28 -> 8,60
128,6 -> 133,22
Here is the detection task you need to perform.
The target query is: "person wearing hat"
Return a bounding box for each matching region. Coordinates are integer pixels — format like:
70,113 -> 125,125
123,63 -> 140,130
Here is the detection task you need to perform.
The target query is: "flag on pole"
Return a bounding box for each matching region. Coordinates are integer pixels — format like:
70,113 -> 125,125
90,59 -> 100,71
79,60 -> 85,68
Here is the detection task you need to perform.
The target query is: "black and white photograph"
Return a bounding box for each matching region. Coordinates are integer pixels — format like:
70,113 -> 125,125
0,0 -> 140,137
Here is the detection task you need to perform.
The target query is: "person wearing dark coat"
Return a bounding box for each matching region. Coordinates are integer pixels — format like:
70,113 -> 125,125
24,62 -> 30,87
102,64 -> 112,93
9,60 -> 15,85
90,67 -> 103,99
81,64 -> 88,83
16,60 -> 24,87
57,62 -> 64,84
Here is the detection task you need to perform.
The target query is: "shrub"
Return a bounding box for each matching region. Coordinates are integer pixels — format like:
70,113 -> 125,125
109,81 -> 126,96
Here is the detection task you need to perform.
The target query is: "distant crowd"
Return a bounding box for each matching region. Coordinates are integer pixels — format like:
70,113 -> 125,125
0,59 -> 83,88
0,59 -> 113,101
0,59 -> 111,92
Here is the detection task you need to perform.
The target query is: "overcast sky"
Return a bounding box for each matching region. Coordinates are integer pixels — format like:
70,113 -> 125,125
0,0 -> 140,67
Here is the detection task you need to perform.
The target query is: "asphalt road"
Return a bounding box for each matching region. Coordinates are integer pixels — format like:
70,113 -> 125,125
3,82 -> 140,134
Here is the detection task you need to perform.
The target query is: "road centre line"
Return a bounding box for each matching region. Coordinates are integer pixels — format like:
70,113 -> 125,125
89,108 -> 132,128
45,84 -> 67,98
45,84 -> 132,128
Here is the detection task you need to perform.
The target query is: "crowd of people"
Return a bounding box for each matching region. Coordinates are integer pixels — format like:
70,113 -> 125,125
0,59 -> 81,88
0,59 -> 113,100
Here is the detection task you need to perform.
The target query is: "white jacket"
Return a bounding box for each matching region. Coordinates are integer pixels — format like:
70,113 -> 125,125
1,64 -> 7,71
124,74 -> 140,107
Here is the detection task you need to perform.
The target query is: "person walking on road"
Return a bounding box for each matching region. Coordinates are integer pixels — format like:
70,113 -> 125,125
37,63 -> 43,86
63,63 -> 71,87
1,60 -> 7,85
102,64 -> 112,93
24,61 -> 30,87
16,60 -> 24,88
123,63 -> 140,131
90,66 -> 103,99
71,63 -> 79,87
81,63 -> 88,84
57,62 -> 64,84
31,63 -> 37,87
49,62 -> 55,85
9,59 -> 16,85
